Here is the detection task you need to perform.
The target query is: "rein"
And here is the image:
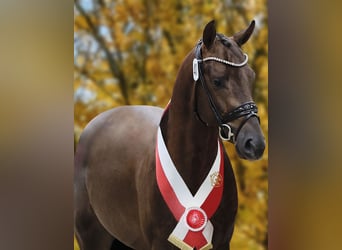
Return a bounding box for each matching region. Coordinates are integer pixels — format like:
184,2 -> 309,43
193,40 -> 259,143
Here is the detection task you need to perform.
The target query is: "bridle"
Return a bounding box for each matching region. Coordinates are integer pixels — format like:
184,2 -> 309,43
193,39 -> 260,143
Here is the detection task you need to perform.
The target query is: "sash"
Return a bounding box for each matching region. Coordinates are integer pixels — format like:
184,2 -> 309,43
156,127 -> 224,250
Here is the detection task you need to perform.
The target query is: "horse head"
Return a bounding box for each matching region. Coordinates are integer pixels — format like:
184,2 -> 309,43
194,20 -> 265,160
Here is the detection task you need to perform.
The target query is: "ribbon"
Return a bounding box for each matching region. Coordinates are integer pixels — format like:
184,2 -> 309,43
156,127 -> 224,249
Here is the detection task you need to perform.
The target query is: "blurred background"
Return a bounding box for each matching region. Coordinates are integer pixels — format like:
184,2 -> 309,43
1,1 -> 341,250
74,0 -> 268,249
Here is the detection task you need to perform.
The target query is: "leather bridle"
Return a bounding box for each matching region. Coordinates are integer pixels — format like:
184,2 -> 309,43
193,40 -> 260,143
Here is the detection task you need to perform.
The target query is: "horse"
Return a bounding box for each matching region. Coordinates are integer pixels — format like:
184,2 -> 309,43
74,20 -> 265,250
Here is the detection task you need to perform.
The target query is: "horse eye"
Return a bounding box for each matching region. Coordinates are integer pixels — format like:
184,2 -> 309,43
213,79 -> 222,87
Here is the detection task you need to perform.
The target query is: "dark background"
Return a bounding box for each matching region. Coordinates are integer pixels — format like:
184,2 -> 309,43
0,0 -> 341,249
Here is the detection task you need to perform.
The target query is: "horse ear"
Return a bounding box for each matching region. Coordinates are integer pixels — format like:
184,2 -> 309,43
233,20 -> 255,46
203,20 -> 216,50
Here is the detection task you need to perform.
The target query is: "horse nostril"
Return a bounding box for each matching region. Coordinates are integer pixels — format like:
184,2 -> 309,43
244,138 -> 265,159
245,139 -> 255,152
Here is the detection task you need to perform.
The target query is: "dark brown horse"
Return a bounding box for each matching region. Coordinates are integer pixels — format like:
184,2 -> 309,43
74,20 -> 265,250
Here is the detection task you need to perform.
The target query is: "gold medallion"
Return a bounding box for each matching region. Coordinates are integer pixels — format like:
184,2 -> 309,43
210,172 -> 223,187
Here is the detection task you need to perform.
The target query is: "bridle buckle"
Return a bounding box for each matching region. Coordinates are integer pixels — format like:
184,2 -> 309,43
219,124 -> 234,142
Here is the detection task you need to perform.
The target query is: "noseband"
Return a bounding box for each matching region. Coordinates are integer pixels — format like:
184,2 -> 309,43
193,40 -> 260,143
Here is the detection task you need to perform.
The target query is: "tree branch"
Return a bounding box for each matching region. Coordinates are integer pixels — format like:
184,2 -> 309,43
74,66 -> 114,99
74,0 -> 130,104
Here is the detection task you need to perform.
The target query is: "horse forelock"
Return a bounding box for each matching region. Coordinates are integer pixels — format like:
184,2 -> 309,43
208,34 -> 245,63
216,33 -> 231,48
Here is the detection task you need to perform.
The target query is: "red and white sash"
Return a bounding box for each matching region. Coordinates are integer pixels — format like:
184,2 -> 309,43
156,127 -> 224,250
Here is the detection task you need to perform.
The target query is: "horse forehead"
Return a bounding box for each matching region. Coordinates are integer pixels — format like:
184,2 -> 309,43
212,38 -> 254,75
216,39 -> 243,58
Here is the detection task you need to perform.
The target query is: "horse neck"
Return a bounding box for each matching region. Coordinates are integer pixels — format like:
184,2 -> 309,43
160,50 -> 219,195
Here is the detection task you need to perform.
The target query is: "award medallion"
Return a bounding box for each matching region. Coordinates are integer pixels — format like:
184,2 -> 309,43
185,207 -> 207,232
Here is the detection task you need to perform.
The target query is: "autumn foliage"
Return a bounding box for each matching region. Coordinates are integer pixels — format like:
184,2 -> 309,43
74,0 -> 268,249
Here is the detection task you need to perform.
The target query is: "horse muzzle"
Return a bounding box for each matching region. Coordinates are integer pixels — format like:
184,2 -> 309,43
235,117 -> 265,160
